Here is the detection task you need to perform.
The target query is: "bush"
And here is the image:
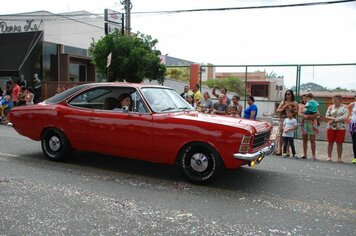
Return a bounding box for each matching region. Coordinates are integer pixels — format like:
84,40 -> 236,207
165,67 -> 190,81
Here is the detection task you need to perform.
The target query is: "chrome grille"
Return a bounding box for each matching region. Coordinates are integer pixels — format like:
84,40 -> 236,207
252,131 -> 271,149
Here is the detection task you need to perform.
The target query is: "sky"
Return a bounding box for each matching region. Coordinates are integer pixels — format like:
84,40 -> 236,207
1,0 -> 356,89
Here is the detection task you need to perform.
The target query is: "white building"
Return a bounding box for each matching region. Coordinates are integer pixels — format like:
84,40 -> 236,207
0,10 -> 113,98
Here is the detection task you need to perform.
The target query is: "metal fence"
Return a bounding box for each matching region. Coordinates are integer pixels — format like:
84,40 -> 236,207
166,63 -> 356,142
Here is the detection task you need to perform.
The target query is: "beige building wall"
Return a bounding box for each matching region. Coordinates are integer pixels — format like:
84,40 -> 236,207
268,77 -> 285,101
42,11 -> 104,51
0,11 -> 105,52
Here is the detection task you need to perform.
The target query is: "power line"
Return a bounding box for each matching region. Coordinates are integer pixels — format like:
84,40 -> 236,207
132,0 -> 356,14
0,0 -> 354,18
0,13 -> 105,29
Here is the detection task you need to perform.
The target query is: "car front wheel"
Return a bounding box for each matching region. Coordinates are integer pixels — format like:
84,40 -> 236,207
41,128 -> 72,161
178,142 -> 222,184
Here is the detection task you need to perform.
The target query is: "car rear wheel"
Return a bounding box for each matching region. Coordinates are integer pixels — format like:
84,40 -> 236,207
41,128 -> 72,161
178,142 -> 222,184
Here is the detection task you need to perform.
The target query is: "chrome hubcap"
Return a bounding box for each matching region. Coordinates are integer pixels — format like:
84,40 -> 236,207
49,136 -> 61,152
191,153 -> 208,172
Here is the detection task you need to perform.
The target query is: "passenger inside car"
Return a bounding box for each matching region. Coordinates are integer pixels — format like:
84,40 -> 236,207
113,93 -> 132,111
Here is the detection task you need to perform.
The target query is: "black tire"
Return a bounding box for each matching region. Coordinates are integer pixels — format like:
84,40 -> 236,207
178,142 -> 223,184
41,128 -> 72,161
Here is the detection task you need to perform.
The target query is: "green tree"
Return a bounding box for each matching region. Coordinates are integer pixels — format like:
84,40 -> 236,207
206,77 -> 245,96
89,31 -> 166,83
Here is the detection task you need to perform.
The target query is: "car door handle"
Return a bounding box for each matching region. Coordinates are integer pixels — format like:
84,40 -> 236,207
89,117 -> 100,120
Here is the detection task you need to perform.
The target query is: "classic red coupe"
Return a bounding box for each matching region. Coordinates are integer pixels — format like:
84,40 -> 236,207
10,83 -> 274,184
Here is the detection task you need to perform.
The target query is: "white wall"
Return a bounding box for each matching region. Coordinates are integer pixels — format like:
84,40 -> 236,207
0,11 -> 106,51
43,12 -> 105,50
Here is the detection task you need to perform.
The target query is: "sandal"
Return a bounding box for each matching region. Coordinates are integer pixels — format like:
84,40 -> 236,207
301,156 -> 307,159
337,159 -> 343,163
327,157 -> 332,162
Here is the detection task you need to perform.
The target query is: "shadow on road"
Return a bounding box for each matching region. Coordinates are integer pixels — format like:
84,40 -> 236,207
19,149 -> 272,190
23,150 -> 272,192
70,151 -> 182,182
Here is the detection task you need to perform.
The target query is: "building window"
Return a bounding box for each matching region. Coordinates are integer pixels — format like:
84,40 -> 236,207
69,63 -> 87,82
64,46 -> 87,57
43,42 -> 57,81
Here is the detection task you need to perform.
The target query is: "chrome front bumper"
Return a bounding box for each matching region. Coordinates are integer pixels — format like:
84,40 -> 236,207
233,143 -> 275,161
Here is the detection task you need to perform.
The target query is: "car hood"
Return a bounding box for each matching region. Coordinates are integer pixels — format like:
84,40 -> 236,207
169,112 -> 271,134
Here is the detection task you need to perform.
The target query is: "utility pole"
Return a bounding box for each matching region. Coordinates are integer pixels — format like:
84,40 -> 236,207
121,0 -> 132,35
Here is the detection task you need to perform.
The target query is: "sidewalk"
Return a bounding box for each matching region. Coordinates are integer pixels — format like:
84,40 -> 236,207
291,139 -> 354,163
270,125 -> 354,163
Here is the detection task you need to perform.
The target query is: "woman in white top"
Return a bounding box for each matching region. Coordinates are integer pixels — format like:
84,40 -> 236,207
347,94 -> 356,164
25,87 -> 34,105
325,95 -> 348,162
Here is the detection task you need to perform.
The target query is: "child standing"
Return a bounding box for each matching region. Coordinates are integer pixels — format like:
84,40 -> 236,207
282,109 -> 298,158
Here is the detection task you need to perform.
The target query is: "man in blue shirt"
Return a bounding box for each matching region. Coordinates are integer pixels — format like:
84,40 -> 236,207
243,96 -> 258,120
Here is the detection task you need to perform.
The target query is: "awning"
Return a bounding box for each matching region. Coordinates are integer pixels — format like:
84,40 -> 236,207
0,31 -> 43,76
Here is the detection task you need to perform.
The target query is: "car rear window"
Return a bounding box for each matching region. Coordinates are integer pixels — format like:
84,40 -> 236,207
45,84 -> 88,104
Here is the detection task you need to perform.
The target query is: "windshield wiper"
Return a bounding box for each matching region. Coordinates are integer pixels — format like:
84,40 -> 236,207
178,107 -> 190,110
161,107 -> 176,112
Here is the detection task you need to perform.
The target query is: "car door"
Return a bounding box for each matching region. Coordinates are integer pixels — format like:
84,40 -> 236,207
58,104 -> 94,151
88,89 -> 155,161
66,86 -> 113,152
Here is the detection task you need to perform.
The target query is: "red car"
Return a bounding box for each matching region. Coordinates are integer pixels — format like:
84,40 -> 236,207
10,83 -> 274,184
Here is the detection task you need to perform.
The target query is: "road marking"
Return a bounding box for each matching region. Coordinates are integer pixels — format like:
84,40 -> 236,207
0,152 -> 20,158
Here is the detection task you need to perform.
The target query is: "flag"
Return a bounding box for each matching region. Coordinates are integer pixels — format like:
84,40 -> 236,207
106,52 -> 112,68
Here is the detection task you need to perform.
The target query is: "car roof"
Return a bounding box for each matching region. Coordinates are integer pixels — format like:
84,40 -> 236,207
45,82 -> 173,104
84,82 -> 171,90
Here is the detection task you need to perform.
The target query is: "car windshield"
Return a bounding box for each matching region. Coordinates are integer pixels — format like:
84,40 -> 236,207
141,87 -> 194,113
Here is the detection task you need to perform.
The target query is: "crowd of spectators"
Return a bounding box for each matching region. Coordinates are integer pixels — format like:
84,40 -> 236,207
181,84 -> 356,164
181,84 -> 256,119
0,77 -> 37,125
274,90 -> 356,163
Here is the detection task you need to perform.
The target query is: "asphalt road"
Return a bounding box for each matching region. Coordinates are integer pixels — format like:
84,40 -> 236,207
0,125 -> 355,236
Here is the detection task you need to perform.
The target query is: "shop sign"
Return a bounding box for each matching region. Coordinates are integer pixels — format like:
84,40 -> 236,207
104,9 -> 123,24
104,9 -> 123,35
105,22 -> 123,35
0,19 -> 41,33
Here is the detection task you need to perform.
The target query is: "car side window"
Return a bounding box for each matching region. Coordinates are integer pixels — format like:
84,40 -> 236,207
68,87 -> 149,113
68,88 -> 111,109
